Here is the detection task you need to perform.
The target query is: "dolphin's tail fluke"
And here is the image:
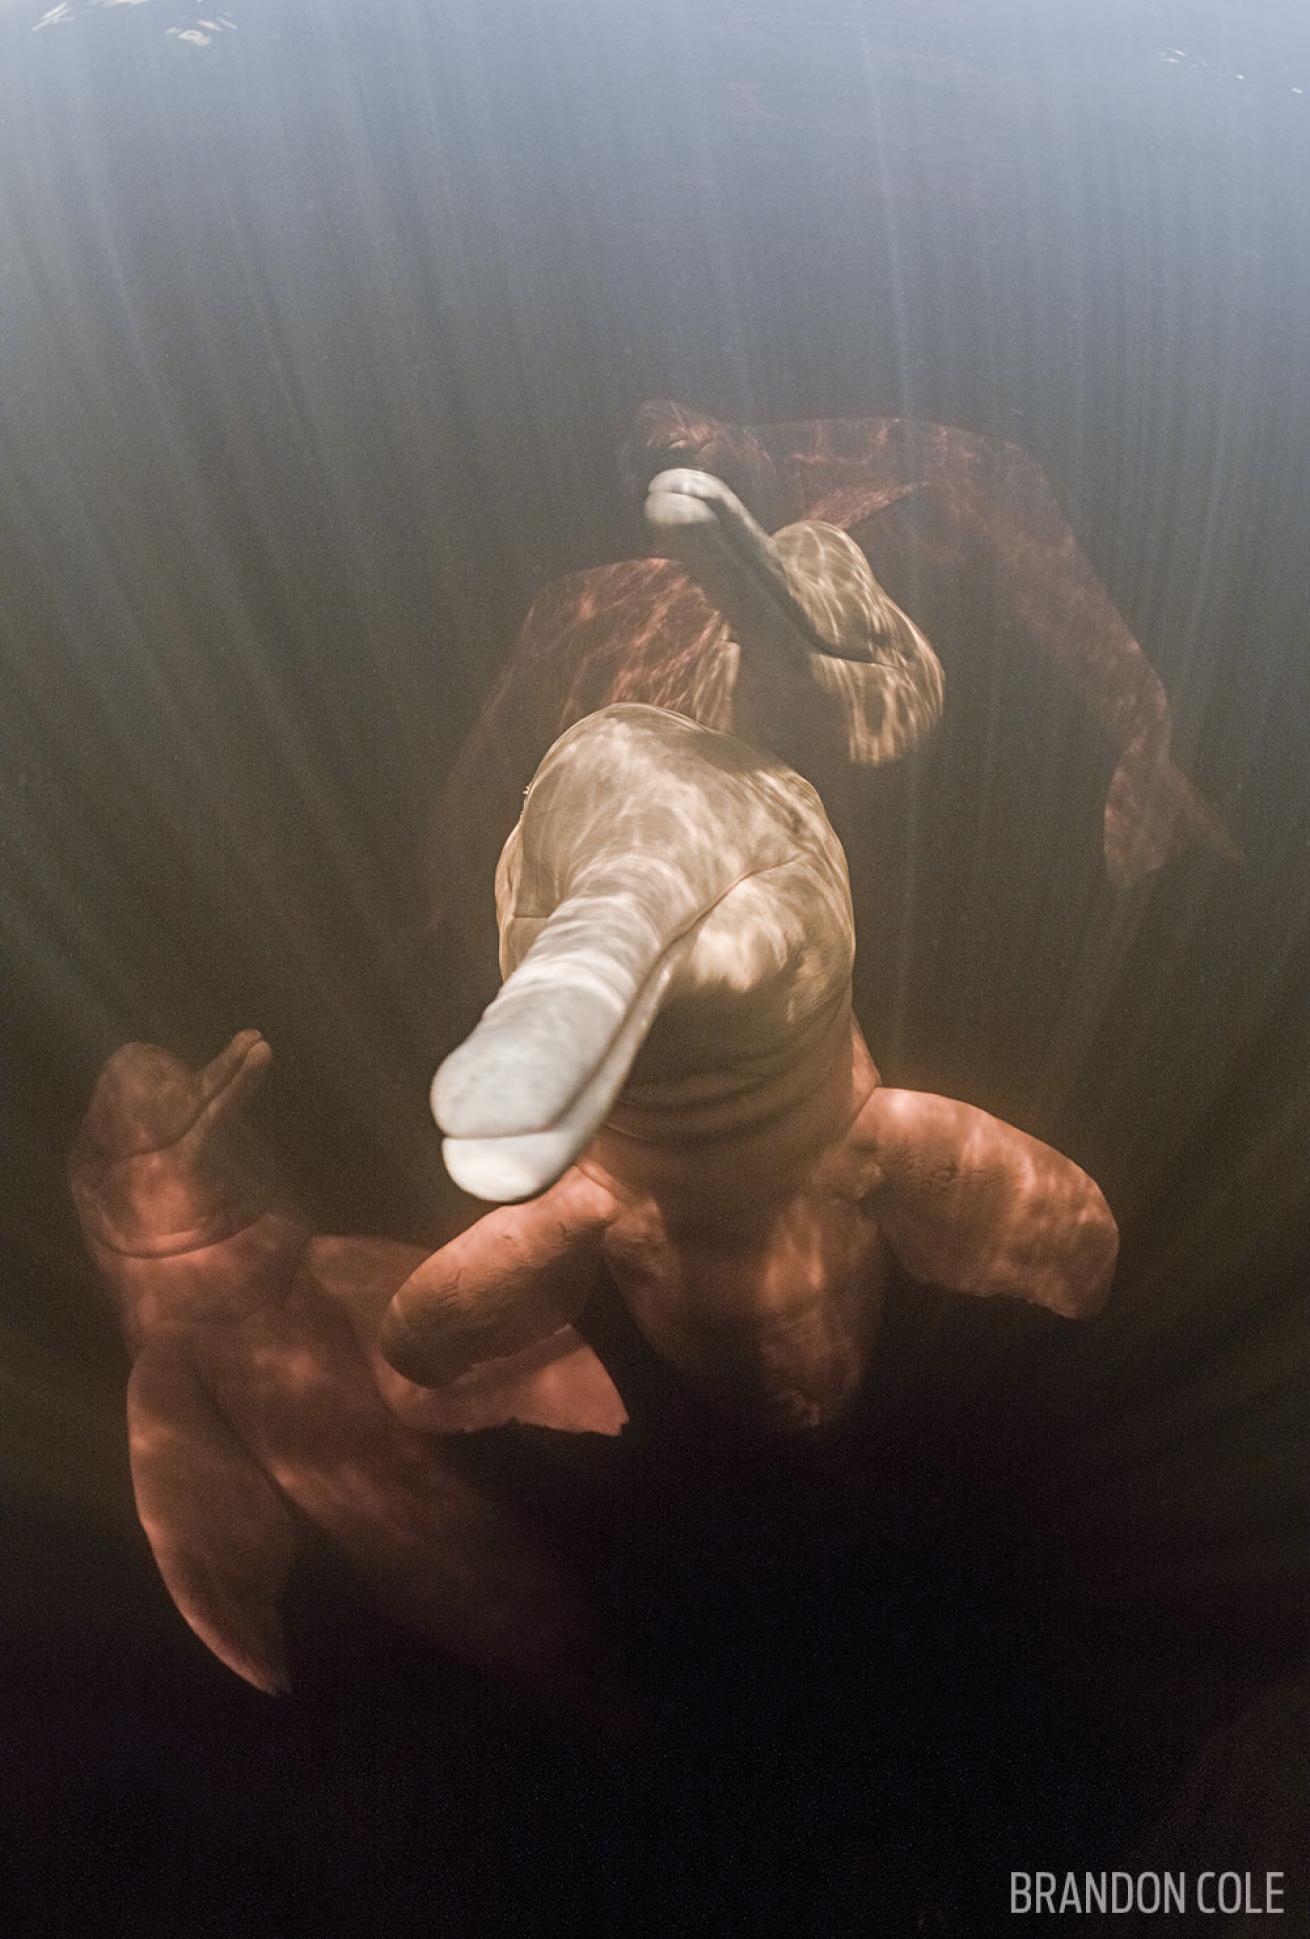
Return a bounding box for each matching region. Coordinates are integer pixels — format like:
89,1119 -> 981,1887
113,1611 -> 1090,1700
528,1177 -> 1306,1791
1104,737 -> 1242,890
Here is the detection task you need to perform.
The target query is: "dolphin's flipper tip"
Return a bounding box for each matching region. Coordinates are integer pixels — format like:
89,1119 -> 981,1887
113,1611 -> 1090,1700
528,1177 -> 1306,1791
127,1342 -> 298,1696
1104,744 -> 1243,889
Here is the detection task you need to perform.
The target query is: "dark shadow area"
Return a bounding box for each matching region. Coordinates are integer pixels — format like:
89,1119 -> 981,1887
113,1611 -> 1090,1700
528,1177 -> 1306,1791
2,1261 -> 1304,1936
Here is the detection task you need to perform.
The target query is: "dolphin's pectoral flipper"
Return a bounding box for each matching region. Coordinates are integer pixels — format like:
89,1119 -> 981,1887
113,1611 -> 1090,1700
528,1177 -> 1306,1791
848,1086 -> 1119,1320
220,1283 -> 609,1701
310,1234 -> 629,1436
380,1168 -> 619,1389
127,1339 -> 297,1694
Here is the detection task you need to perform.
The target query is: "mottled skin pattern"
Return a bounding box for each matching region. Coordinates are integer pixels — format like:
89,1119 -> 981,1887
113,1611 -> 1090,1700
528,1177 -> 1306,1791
626,400 -> 1239,881
436,399 -> 1236,987
68,1032 -> 627,1712
725,514 -> 946,763
386,707 -> 1118,1435
69,403 -> 1171,1692
438,457 -> 944,988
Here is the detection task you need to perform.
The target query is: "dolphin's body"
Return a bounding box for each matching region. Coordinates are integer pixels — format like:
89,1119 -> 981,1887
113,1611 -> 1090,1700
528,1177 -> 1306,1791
434,404 -> 1236,994
68,1032 -> 626,1710
387,705 -> 1118,1433
625,401 -> 1240,888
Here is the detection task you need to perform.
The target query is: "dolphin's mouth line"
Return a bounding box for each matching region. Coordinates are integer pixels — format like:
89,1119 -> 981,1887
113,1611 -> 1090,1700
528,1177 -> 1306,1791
129,1079 -> 245,1160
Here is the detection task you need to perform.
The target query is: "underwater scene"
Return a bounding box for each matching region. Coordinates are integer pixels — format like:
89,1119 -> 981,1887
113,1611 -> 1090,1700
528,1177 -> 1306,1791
2,2 -> 1308,1932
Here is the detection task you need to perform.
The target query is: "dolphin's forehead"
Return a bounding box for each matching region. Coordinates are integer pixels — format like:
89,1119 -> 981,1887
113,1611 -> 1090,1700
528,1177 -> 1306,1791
496,704 -> 848,949
494,703 -> 853,1019
521,703 -> 833,860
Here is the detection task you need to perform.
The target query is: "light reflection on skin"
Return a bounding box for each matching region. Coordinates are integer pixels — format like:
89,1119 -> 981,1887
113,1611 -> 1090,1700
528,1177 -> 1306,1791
383,705 -> 1119,1436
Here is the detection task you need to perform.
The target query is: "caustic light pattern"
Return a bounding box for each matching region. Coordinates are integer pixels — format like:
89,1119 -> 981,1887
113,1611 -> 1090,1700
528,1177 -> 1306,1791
67,422 -> 1163,1701
436,400 -> 1237,980
70,706 -> 1118,1699
386,706 -> 1119,1436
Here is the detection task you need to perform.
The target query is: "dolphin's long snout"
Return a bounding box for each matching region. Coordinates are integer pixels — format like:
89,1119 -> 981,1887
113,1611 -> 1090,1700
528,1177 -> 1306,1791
434,904 -> 695,1202
643,467 -> 827,666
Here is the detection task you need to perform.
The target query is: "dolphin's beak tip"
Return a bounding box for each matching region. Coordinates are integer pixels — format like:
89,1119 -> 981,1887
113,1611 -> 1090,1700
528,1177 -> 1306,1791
643,474 -> 718,536
442,1136 -> 512,1205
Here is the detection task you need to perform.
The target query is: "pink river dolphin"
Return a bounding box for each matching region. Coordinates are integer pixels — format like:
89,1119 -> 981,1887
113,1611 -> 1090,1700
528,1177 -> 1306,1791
434,401 -> 1237,987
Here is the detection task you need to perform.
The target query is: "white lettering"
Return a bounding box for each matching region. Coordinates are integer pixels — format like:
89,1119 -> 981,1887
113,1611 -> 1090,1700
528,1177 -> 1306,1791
1009,1866 -> 1255,1917
1268,1872 -> 1285,1913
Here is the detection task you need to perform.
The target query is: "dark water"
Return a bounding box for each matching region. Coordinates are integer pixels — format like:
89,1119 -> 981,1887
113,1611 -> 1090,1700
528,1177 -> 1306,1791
2,2 -> 1308,1933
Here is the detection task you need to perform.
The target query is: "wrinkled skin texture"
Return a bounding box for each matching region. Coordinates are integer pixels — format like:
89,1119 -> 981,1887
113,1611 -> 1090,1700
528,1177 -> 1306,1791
436,400 -> 1237,989
385,706 -> 1119,1434
68,1031 -> 627,1713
